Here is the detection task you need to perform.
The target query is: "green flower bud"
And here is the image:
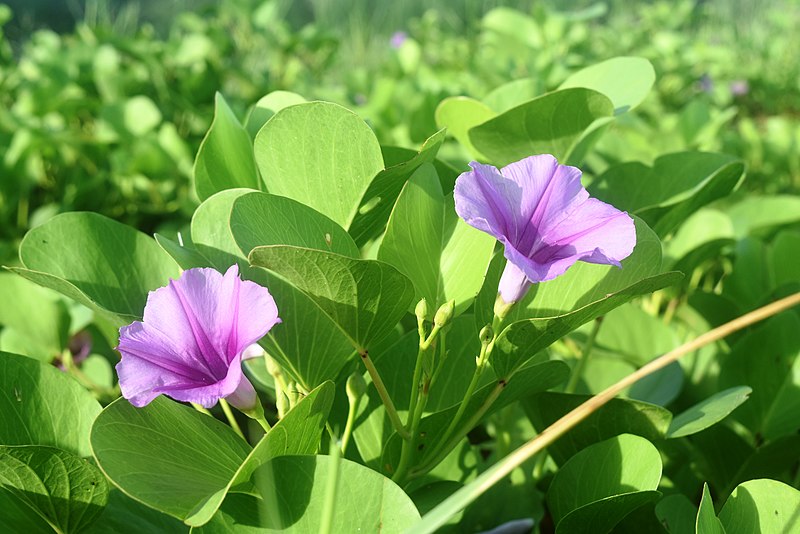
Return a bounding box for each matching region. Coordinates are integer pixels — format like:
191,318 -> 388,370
479,324 -> 494,345
415,298 -> 429,323
434,299 -> 455,327
346,372 -> 368,403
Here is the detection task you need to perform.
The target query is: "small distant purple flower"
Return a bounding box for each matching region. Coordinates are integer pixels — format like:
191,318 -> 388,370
698,73 -> 714,93
390,31 -> 408,49
116,265 -> 280,409
454,155 -> 636,307
730,79 -> 749,96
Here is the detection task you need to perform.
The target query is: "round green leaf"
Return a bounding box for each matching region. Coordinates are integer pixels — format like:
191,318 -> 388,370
13,212 -> 180,325
254,102 -> 384,229
546,434 -> 662,529
719,479 -> 800,534
90,396 -> 252,522
249,245 -> 416,352
468,88 -> 614,165
197,456 -> 420,533
434,96 -> 496,159
245,91 -> 306,139
0,445 -> 109,534
558,57 -> 655,114
0,352 -> 102,457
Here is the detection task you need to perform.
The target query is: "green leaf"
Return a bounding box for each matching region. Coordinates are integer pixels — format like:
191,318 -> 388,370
0,445 -> 108,534
245,91 -> 306,139
656,494 -> 698,534
378,164 -> 495,315
489,272 -> 681,376
597,303 -> 681,366
718,314 -> 800,441
230,192 -> 358,259
726,195 -> 800,238
483,78 -> 541,113
434,97 -> 495,159
184,382 -> 335,526
523,393 -> 672,465
589,153 -> 745,237
468,88 -> 614,165
249,246 -> 416,352
546,434 -> 662,531
85,490 -> 185,534
174,191 -> 356,389
696,483 -> 725,534
12,212 -> 180,326
0,273 -> 69,361
718,479 -> 800,534
558,57 -> 655,114
349,129 -> 446,247
194,92 -> 262,201
196,456 -> 420,533
0,352 -> 102,457
667,387 -> 752,439
90,396 -> 252,522
771,231 -> 800,288
254,102 -> 384,229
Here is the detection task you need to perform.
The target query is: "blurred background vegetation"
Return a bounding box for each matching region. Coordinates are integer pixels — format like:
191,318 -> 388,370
1,0 -> 798,264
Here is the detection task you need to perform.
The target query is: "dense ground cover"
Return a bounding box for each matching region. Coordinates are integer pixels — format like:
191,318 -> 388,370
1,1 -> 799,532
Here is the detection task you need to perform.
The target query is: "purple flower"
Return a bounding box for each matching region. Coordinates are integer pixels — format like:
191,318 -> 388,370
390,31 -> 408,49
454,155 -> 636,307
116,265 -> 280,409
730,79 -> 749,96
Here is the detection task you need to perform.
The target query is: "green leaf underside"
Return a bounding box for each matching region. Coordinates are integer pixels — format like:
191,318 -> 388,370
196,456 -> 420,533
249,245 -> 416,352
0,445 -> 109,534
468,87 -> 614,165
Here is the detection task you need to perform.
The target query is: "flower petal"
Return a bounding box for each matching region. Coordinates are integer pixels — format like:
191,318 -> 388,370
454,162 -> 521,241
153,353 -> 247,409
116,321 -> 215,407
142,265 -> 280,379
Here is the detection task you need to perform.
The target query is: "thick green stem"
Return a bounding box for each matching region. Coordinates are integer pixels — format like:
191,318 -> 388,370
219,398 -> 245,440
565,317 -> 603,393
393,377 -> 429,483
360,350 -> 410,440
340,394 -> 360,455
319,442 -> 341,534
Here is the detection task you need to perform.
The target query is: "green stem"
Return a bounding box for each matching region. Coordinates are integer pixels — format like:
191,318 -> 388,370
428,328 -> 448,393
393,377 -> 430,483
406,345 -> 426,428
191,403 -> 213,416
340,393 -> 361,455
319,441 -> 341,534
565,317 -> 603,394
219,398 -> 245,440
424,337 -> 492,467
412,380 -> 505,478
255,415 -> 272,433
360,350 -> 410,440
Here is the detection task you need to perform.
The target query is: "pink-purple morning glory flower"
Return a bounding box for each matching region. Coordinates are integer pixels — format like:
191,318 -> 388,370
116,265 -> 280,409
454,154 -> 636,308
390,31 -> 408,49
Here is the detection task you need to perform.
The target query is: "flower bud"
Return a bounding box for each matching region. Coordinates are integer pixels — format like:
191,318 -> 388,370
434,299 -> 455,327
415,298 -> 429,324
346,372 -> 367,403
479,325 -> 494,345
